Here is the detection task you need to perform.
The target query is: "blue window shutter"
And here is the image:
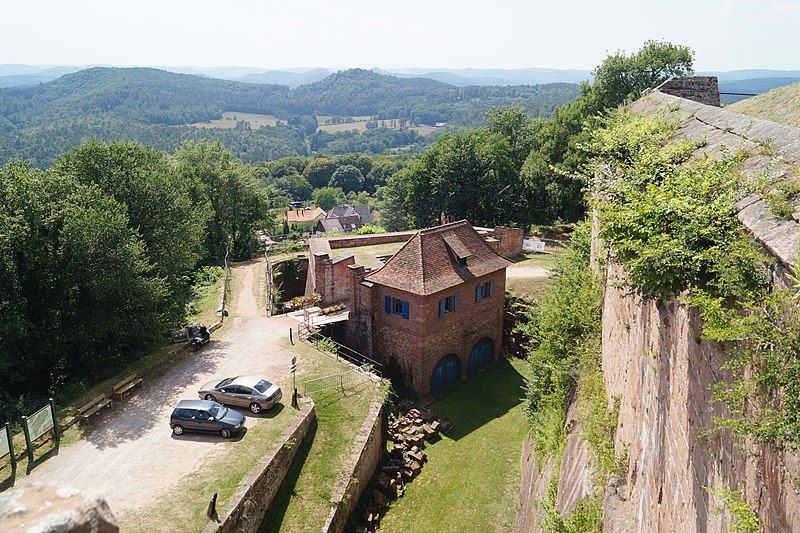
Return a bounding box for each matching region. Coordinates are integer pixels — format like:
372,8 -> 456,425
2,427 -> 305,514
476,285 -> 481,302
402,301 -> 409,320
489,280 -> 494,297
385,295 -> 391,314
454,293 -> 459,311
439,298 -> 445,317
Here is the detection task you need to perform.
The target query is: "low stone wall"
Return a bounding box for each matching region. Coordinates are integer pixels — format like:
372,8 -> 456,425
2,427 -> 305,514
325,231 -> 415,250
206,400 -> 317,533
322,397 -> 385,533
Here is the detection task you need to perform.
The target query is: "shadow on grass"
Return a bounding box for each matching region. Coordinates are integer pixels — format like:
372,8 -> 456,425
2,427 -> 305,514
432,356 -> 526,441
257,417 -> 318,532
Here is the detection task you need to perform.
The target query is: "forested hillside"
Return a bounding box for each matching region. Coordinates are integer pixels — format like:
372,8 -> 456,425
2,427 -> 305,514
0,67 -> 580,167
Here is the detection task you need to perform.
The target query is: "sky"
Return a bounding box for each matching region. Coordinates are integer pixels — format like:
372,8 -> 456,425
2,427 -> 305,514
2,0 -> 799,72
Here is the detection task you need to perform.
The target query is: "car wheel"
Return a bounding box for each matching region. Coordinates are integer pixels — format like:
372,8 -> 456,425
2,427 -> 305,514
205,394 -> 216,402
173,425 -> 184,435
220,428 -> 232,439
249,402 -> 262,414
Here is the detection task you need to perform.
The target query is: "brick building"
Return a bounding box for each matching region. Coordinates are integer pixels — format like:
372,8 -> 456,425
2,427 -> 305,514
345,221 -> 514,395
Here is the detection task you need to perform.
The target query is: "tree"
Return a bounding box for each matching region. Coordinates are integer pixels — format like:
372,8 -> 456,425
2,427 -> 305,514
0,161 -> 169,407
56,140 -> 209,316
273,173 -> 313,201
328,164 -> 364,194
174,140 -> 274,261
589,40 -> 694,110
314,187 -> 344,211
303,157 -> 338,188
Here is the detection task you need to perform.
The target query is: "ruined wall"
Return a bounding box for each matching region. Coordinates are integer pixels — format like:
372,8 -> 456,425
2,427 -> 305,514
653,76 -> 720,107
492,226 -> 524,258
600,263 -> 800,532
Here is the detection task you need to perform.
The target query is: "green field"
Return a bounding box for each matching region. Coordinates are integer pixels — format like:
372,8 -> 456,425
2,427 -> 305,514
377,356 -> 531,532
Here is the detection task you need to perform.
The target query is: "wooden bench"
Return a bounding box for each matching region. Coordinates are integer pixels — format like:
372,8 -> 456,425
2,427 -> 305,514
78,394 -> 112,425
112,373 -> 143,401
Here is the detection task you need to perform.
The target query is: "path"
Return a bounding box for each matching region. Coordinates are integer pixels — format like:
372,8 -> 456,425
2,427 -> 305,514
17,259 -> 297,512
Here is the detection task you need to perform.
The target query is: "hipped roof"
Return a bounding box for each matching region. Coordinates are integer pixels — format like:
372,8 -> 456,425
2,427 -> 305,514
364,220 -> 511,295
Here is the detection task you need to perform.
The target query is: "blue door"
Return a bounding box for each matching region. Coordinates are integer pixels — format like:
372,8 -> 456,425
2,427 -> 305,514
468,338 -> 494,376
430,354 -> 460,393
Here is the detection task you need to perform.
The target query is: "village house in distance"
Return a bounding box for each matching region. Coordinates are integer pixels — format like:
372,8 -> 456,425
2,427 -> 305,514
305,220 -> 523,396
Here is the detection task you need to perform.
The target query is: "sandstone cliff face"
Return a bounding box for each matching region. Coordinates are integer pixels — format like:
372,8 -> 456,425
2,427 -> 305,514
600,262 -> 800,532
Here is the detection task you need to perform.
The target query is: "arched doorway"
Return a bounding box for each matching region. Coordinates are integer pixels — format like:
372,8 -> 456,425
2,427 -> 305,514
431,354 -> 461,393
468,337 -> 494,376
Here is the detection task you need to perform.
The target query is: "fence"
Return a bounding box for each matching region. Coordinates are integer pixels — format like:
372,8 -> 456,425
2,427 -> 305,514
304,365 -> 378,396
221,245 -> 231,324
298,323 -> 382,373
265,243 -> 275,316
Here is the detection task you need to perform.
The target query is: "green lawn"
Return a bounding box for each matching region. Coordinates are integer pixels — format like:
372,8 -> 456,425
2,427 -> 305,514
332,242 -> 406,269
259,341 -> 377,532
377,356 -> 531,533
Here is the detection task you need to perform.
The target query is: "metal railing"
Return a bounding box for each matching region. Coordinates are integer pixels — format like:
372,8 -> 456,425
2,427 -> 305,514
264,243 -> 274,316
298,323 -> 382,374
304,364 -> 378,396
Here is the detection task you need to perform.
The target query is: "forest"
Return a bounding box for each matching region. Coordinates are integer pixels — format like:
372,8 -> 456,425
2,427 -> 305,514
0,67 -> 579,167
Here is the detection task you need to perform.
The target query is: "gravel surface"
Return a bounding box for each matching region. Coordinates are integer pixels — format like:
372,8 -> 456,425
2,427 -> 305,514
17,259 -> 297,512
506,266 -> 550,278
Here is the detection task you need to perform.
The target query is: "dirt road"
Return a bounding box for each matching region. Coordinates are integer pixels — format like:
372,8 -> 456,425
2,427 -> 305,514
18,259 -> 297,512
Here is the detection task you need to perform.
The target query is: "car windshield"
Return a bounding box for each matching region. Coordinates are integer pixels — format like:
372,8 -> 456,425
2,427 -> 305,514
254,380 -> 272,393
209,404 -> 227,419
216,377 -> 236,388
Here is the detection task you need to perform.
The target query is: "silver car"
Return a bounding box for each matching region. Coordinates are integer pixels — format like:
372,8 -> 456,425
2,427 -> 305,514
198,375 -> 282,414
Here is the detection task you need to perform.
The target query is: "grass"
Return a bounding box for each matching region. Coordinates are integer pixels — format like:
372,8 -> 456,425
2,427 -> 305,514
506,278 -> 552,303
332,241 -> 407,269
378,356 -> 531,533
191,112 -> 280,130
259,341 -> 377,532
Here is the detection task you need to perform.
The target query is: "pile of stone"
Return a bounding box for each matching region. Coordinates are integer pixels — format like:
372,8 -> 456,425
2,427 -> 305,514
355,404 -> 452,533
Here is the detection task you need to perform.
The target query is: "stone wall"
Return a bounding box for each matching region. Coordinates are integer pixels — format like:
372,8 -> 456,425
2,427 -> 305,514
325,231 -> 415,250
322,398 -> 385,533
599,263 -> 800,532
206,401 -> 316,533
654,76 -> 720,107
492,226 -> 524,258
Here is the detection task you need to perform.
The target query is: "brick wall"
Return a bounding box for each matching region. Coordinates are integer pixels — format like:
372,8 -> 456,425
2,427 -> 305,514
370,270 -> 506,396
207,401 -> 316,533
307,252 -> 355,305
493,226 -> 524,258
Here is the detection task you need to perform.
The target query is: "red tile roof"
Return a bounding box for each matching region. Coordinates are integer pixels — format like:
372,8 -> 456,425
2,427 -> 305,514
287,208 -> 326,223
364,220 -> 512,295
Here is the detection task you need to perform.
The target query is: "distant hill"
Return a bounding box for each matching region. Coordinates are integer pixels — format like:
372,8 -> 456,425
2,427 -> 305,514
0,67 -> 580,167
719,77 -> 800,105
284,68 -> 579,125
237,69 -> 334,87
727,81 -> 800,128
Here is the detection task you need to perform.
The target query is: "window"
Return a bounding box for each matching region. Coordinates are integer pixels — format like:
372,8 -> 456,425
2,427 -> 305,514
458,257 -> 467,267
438,294 -> 459,317
475,280 -> 494,302
385,295 -> 410,319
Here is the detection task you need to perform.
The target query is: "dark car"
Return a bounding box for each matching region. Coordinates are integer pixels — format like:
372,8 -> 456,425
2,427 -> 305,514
198,375 -> 282,414
169,399 -> 245,439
